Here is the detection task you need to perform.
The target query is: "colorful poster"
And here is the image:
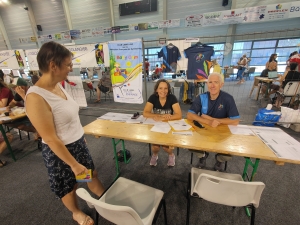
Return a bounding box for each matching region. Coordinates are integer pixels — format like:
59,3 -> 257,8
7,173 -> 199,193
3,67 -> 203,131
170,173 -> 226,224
221,9 -> 244,24
92,27 -> 104,37
202,11 -> 223,26
95,44 -> 105,65
185,15 -> 203,27
266,3 -> 290,21
81,29 -> 93,38
243,6 -> 267,23
0,50 -> 26,69
66,44 -> 98,68
147,22 -> 159,30
120,25 -> 129,32
108,39 -> 143,104
138,23 -> 148,31
103,27 -> 112,35
25,49 -> 39,70
158,19 -> 180,29
111,26 -> 121,33
54,33 -> 62,40
288,1 -> 300,18
70,30 -> 81,40
129,24 -> 139,31
61,30 -> 71,40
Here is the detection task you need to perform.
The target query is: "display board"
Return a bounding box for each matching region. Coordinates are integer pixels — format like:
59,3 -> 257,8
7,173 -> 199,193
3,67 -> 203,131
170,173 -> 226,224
0,49 -> 27,69
64,76 -> 87,108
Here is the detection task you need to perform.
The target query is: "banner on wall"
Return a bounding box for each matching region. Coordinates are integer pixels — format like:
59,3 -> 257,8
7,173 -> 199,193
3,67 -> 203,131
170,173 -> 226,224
289,1 -> 300,18
266,3 -> 290,21
0,50 -> 27,69
185,15 -> 203,27
202,11 -> 223,26
158,19 -> 180,29
92,27 -> 104,37
221,9 -> 244,24
70,30 -> 81,40
66,44 -> 98,68
25,49 -> 39,70
108,39 -> 143,104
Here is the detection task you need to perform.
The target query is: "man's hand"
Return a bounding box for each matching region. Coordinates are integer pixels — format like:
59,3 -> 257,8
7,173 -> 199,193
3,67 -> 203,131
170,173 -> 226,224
209,119 -> 221,127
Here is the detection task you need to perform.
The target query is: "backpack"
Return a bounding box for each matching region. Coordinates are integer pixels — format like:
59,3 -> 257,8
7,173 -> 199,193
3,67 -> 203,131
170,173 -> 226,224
116,149 -> 131,162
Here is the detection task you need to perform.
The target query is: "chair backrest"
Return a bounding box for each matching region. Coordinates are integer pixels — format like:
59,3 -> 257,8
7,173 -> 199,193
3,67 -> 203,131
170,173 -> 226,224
192,174 -> 265,208
283,81 -> 300,96
82,81 -> 91,92
225,68 -> 234,74
76,188 -> 144,225
248,67 -> 256,73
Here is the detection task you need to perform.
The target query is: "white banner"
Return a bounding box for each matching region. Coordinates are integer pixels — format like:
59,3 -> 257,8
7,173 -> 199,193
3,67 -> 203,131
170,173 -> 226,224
66,44 -> 98,68
202,11 -> 223,26
108,39 -> 143,104
288,1 -> 300,18
221,9 -> 244,24
0,50 -> 27,69
25,49 -> 39,70
158,19 -> 180,29
265,3 -> 291,21
243,6 -> 267,23
185,15 -> 203,27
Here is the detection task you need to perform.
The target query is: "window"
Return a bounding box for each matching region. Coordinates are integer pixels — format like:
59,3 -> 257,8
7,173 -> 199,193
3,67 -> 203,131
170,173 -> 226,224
253,40 -> 276,49
233,42 -> 252,50
278,38 -> 300,47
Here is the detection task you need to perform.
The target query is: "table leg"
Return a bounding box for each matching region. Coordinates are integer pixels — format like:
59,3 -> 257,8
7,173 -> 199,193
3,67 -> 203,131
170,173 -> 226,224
111,138 -> 128,180
0,124 -> 16,162
242,157 -> 260,217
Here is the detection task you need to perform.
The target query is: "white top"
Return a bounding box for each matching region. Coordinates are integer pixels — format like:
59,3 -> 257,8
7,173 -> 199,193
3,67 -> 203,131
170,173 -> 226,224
25,84 -> 84,145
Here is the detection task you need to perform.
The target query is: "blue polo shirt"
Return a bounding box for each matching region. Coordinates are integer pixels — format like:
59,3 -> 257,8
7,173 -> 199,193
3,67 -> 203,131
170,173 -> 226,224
188,91 -> 240,119
158,46 -> 181,72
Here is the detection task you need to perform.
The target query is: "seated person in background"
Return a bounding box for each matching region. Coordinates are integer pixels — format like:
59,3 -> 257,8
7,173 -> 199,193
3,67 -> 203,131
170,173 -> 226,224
151,64 -> 162,80
0,69 -> 4,81
143,79 -> 182,167
95,69 -> 112,103
260,54 -> 277,77
0,132 -> 13,167
187,73 -> 240,171
0,80 -> 14,107
7,78 -> 37,137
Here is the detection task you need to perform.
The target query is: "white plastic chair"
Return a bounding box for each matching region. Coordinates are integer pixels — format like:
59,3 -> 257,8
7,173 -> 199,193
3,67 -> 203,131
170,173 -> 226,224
275,81 -> 300,106
76,177 -> 167,225
82,81 -> 95,100
186,168 -> 265,225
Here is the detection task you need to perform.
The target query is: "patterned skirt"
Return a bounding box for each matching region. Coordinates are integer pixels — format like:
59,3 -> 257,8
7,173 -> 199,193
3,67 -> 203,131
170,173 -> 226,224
42,136 -> 95,199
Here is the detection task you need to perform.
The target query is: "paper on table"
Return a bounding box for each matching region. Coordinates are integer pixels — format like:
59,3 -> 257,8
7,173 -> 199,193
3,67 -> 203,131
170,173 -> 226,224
0,107 -> 7,112
0,117 -> 12,121
168,119 -> 192,131
97,112 -> 132,122
143,118 -> 158,125
150,122 -> 171,134
172,131 -> 193,136
228,125 -> 255,135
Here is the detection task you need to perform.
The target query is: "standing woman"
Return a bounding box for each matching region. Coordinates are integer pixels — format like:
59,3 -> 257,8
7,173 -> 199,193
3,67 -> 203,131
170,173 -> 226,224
143,79 -> 182,167
25,41 -> 104,225
236,54 -> 247,84
0,80 -> 14,107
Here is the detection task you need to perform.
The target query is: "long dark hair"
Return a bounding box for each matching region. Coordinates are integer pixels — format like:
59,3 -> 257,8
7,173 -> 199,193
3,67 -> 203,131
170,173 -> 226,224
0,69 -> 4,81
290,62 -> 298,71
269,54 -> 277,62
153,79 -> 172,96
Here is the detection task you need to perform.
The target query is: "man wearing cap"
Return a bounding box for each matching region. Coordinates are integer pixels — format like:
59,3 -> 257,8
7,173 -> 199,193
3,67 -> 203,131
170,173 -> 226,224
7,78 -> 29,109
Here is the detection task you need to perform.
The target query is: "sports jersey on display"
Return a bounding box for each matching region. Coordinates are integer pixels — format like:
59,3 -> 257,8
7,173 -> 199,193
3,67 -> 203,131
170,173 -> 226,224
184,45 -> 214,80
158,45 -> 181,72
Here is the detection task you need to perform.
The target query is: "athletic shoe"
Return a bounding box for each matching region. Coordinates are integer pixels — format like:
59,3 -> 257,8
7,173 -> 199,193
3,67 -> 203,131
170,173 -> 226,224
150,155 -> 158,166
196,152 -> 209,168
167,154 -> 175,167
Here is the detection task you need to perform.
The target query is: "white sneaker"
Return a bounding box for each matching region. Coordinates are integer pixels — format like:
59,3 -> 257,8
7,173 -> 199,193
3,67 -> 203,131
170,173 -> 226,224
150,155 -> 158,166
167,154 -> 175,167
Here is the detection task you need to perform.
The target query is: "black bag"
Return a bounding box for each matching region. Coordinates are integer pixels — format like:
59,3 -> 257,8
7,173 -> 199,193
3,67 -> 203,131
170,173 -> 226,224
116,149 -> 131,162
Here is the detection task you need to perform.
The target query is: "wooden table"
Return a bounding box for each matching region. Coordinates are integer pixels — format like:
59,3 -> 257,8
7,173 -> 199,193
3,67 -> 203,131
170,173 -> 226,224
255,77 -> 277,100
0,113 -> 28,161
83,119 -> 296,181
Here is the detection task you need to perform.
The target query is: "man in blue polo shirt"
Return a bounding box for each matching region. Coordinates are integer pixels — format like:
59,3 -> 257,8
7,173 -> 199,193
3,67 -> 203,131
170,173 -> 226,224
187,73 -> 240,171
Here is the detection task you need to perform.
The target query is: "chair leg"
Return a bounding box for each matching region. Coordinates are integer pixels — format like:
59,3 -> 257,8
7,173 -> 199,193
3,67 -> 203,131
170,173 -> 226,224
18,129 -> 22,140
224,161 -> 228,171
152,198 -> 167,225
186,172 -> 191,225
162,199 -> 167,225
27,132 -> 30,140
177,147 -> 179,156
251,205 -> 256,225
149,143 -> 151,156
190,152 -> 193,164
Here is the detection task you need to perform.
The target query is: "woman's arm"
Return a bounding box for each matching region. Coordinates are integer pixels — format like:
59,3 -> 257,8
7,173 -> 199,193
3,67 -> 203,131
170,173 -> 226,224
143,102 -> 163,121
0,98 -> 8,107
26,93 -> 87,176
161,103 -> 182,120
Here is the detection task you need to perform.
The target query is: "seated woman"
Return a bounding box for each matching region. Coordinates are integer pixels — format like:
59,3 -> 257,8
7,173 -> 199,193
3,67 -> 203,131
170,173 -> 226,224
143,79 -> 182,167
0,80 -> 14,107
260,54 -> 277,77
95,68 -> 112,103
0,132 -> 13,167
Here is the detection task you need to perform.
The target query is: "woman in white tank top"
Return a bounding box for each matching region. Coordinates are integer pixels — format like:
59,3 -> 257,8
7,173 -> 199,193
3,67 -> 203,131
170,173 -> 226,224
25,41 -> 104,225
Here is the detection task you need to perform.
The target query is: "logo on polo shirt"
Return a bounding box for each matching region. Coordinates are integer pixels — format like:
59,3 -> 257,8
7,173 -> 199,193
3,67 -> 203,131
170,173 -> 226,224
218,104 -> 224,110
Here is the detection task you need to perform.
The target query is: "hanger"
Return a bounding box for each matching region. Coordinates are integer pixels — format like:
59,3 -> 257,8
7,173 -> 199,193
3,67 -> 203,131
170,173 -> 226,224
168,43 -> 174,46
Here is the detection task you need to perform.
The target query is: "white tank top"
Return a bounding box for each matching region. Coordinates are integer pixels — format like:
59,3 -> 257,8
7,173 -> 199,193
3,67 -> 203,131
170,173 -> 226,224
25,84 -> 84,145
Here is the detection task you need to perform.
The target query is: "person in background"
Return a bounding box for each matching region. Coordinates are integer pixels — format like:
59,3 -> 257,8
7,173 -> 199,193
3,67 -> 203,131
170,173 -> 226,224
25,41 -> 104,225
0,80 -> 14,107
94,68 -> 112,103
260,53 -> 278,77
286,51 -> 298,67
0,132 -> 13,168
151,64 -> 162,80
236,54 -> 247,84
187,73 -> 240,171
7,78 -> 29,107
143,79 -> 182,167
144,58 -> 150,81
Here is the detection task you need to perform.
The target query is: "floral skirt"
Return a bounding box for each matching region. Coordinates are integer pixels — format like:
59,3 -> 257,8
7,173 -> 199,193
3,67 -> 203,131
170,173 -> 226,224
42,136 -> 94,199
